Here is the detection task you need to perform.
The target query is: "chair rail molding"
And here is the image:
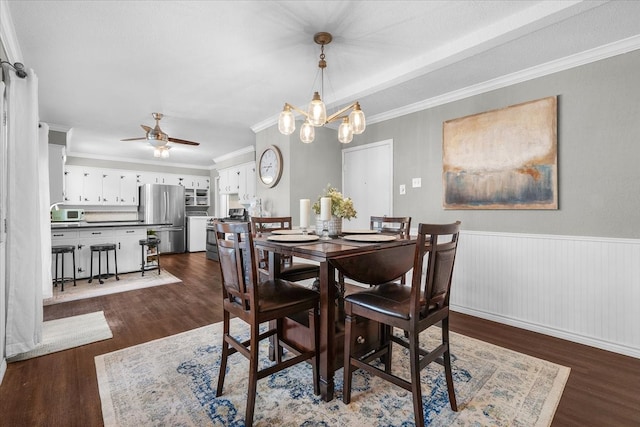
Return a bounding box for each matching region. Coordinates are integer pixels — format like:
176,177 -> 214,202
450,230 -> 640,359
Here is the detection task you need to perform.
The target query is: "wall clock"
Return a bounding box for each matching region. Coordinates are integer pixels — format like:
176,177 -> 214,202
258,145 -> 283,188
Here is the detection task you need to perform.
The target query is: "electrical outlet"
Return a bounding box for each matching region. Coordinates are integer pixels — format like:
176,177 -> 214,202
412,177 -> 422,188
399,184 -> 406,195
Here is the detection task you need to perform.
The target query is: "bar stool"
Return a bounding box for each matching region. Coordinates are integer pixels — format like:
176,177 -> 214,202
51,245 -> 77,292
139,237 -> 161,276
88,243 -> 120,284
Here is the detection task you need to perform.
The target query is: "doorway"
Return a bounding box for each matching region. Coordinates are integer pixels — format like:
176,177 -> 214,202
342,139 -> 393,230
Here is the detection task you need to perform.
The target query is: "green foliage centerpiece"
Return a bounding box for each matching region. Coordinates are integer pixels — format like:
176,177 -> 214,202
312,185 -> 357,236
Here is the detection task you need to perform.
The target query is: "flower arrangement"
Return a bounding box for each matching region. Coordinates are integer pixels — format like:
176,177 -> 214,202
312,184 -> 357,220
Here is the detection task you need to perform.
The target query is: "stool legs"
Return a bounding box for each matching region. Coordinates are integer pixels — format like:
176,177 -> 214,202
88,247 -> 119,284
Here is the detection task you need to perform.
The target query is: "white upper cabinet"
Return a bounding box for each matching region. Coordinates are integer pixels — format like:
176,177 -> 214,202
48,144 -> 65,205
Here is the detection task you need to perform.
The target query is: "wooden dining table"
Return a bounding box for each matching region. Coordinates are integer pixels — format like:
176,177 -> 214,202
254,233 -> 416,401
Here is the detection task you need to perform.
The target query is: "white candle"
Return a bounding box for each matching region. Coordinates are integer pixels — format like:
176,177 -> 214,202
320,197 -> 332,221
300,199 -> 310,228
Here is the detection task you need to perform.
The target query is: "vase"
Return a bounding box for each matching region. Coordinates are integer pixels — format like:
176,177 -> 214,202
315,215 -> 342,237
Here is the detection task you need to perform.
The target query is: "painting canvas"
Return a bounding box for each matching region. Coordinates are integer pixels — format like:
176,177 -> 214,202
442,96 -> 557,210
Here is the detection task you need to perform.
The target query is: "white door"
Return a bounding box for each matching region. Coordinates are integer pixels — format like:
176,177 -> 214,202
342,139 -> 394,230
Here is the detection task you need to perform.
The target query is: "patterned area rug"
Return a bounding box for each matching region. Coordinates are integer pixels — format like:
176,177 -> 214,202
44,270 -> 182,306
95,318 -> 569,426
9,311 -> 112,362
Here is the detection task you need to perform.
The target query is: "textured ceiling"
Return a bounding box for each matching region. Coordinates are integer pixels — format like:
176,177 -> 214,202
6,0 -> 640,169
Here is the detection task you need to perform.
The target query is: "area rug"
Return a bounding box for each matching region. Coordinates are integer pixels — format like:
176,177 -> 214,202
44,270 -> 182,306
95,318 -> 570,426
8,311 -> 112,362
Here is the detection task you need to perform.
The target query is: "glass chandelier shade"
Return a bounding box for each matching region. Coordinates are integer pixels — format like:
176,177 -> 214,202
338,118 -> 354,144
153,146 -> 170,158
349,102 -> 366,134
278,105 -> 296,135
300,119 -> 315,143
307,92 -> 327,126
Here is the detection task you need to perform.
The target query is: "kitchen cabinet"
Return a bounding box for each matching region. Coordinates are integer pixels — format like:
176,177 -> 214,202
118,172 -> 140,206
48,144 -> 65,205
218,167 -> 240,194
115,228 -> 146,273
182,175 -> 210,207
63,165 -> 102,204
218,163 -> 254,199
238,162 -> 256,203
51,226 -> 147,280
64,166 -> 139,206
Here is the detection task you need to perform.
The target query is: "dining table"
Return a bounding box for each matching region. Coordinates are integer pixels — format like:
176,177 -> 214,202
254,231 -> 416,401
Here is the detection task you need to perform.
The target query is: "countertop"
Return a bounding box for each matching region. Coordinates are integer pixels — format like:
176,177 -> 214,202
51,221 -> 171,230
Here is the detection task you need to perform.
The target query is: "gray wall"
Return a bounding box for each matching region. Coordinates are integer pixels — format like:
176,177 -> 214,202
256,123 -> 342,222
258,49 -> 640,239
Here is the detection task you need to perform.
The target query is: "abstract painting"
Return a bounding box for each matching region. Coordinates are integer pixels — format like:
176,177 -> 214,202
443,96 -> 557,209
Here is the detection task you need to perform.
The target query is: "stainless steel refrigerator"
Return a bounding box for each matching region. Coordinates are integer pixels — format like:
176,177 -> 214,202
138,184 -> 186,253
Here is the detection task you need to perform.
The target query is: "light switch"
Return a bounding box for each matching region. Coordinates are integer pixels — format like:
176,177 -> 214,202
412,178 -> 422,188
399,184 -> 406,195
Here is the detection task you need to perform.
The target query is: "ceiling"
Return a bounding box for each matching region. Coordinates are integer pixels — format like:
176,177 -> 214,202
6,1 -> 640,169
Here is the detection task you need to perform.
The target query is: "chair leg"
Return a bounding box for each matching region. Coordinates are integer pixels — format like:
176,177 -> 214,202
216,311 -> 230,397
309,307 -> 320,396
72,250 -> 77,286
409,330 -> 425,427
54,253 -> 59,289
98,250 -> 104,284
442,318 -> 458,411
141,244 -> 145,276
342,311 -> 355,404
380,323 -> 393,373
245,323 -> 260,427
60,252 -> 65,292
113,248 -> 120,280
156,245 -> 161,274
88,251 -> 94,283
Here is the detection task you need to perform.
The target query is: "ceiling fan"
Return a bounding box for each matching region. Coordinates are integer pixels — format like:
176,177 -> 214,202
121,113 -> 200,158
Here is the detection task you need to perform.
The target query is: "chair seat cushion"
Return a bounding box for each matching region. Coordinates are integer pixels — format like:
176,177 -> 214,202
258,279 -> 319,313
344,282 -> 412,320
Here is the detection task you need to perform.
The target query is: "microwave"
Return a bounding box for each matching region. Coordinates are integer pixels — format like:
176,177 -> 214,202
51,208 -> 85,222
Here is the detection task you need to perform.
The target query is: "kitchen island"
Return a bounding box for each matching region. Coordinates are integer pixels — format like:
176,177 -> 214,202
51,221 -> 171,281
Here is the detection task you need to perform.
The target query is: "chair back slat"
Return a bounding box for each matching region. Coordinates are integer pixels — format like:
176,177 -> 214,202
251,216 -> 292,235
370,216 -> 411,238
411,222 -> 461,318
214,221 -> 258,312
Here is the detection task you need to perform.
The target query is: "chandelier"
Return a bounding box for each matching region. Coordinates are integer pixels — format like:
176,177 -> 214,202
278,32 -> 366,144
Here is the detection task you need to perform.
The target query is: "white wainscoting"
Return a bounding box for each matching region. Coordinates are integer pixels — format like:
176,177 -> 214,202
451,230 -> 640,359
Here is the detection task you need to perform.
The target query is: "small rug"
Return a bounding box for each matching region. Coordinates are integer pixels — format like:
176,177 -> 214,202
95,318 -> 570,426
9,311 -> 112,362
44,270 -> 182,306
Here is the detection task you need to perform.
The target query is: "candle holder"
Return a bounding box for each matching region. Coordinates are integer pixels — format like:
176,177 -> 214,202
301,226 -> 308,235
321,220 -> 331,240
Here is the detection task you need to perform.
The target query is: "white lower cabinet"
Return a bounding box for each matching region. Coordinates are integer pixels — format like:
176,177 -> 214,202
51,227 -> 148,281
115,228 -> 147,273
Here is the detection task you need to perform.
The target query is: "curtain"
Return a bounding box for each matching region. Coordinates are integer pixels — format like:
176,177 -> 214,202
5,68 -> 46,357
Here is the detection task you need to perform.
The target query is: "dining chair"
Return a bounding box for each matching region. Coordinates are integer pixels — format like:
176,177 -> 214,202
338,215 -> 412,292
250,216 -> 320,282
370,215 -> 412,239
342,221 -> 461,427
213,221 -> 320,427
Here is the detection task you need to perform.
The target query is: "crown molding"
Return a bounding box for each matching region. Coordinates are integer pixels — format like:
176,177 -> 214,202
66,150 -> 214,170
253,34 -> 640,133
212,145 -> 255,164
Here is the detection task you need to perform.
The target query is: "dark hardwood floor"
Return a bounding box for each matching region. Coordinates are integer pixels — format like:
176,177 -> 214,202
1,252 -> 639,426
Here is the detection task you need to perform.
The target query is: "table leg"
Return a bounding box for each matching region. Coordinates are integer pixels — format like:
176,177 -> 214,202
268,252 -> 281,361
318,260 -> 336,401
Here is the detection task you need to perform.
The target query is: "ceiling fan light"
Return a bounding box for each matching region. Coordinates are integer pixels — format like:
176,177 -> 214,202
338,117 -> 353,144
308,92 -> 326,127
349,102 -> 366,134
153,147 -> 162,158
278,105 -> 296,135
300,119 -> 315,143
160,147 -> 170,158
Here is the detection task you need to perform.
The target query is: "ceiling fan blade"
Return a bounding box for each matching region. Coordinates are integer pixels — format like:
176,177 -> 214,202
168,137 -> 200,146
121,137 -> 147,141
141,124 -> 152,133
